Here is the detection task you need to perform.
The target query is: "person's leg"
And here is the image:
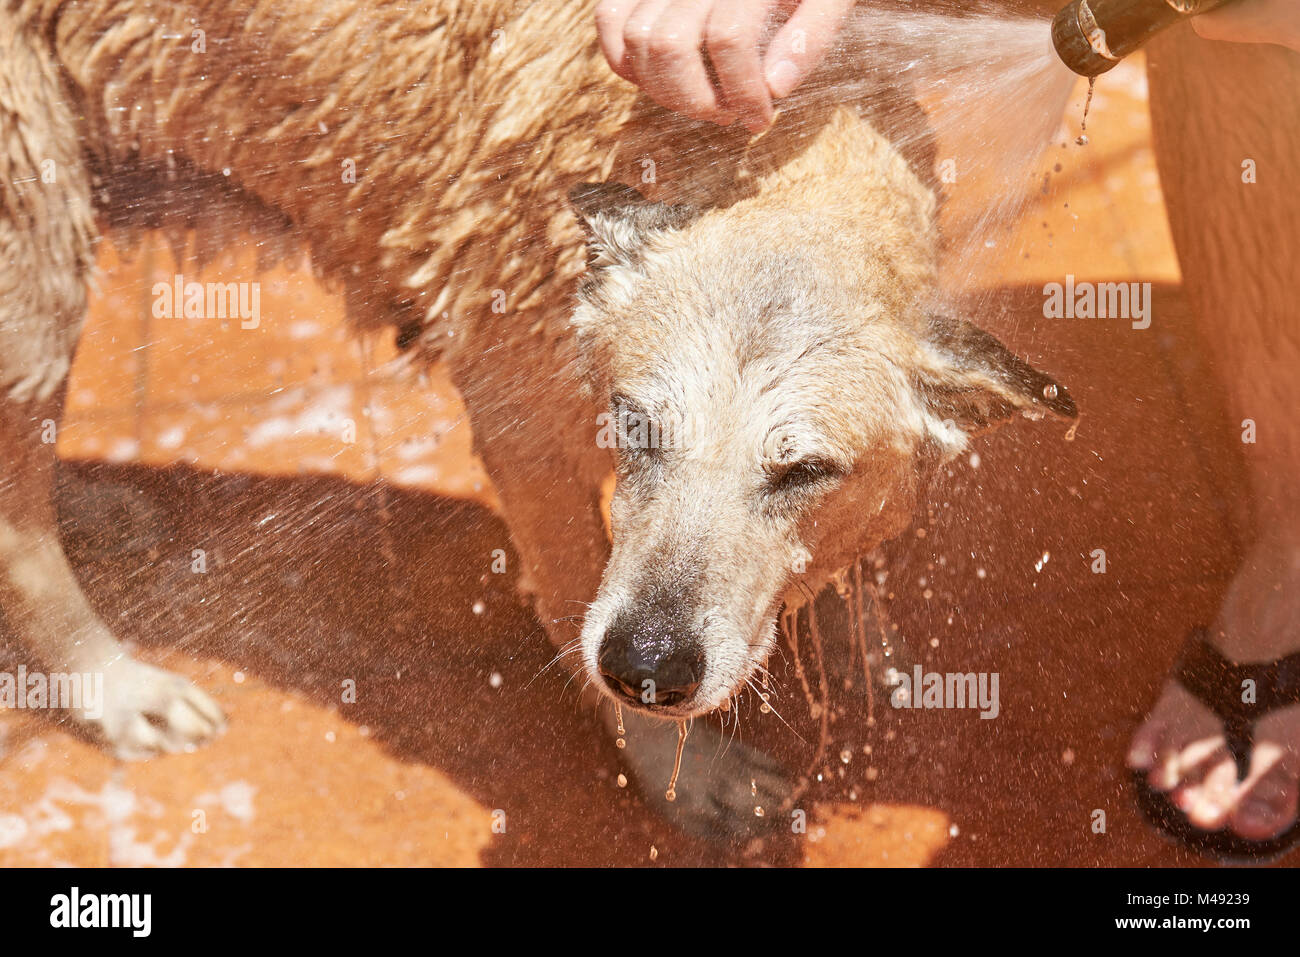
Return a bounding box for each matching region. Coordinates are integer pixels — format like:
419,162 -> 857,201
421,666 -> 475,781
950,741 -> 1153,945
1133,26 -> 1300,844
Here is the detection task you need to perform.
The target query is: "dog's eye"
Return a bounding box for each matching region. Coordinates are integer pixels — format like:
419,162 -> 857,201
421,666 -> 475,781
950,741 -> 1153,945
765,458 -> 844,494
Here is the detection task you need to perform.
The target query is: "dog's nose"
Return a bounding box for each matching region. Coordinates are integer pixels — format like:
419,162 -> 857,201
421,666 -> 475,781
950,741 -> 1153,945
597,613 -> 704,709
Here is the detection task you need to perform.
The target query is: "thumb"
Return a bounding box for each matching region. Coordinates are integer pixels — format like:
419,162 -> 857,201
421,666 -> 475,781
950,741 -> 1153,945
763,0 -> 856,99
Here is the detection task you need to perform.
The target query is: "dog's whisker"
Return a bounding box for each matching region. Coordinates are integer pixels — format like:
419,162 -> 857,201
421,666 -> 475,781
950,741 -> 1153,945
560,666 -> 588,700
796,578 -> 818,606
744,675 -> 804,742
524,639 -> 583,690
720,692 -> 741,758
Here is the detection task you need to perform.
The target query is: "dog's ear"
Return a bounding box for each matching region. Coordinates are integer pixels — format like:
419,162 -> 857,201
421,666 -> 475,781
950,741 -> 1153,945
568,182 -> 696,267
911,314 -> 1077,453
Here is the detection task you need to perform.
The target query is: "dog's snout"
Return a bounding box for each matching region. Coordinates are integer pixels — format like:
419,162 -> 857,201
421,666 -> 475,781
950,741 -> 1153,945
597,608 -> 704,709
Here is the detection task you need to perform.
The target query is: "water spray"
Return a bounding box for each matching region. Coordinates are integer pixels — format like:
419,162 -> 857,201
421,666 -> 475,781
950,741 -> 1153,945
1052,0 -> 1241,76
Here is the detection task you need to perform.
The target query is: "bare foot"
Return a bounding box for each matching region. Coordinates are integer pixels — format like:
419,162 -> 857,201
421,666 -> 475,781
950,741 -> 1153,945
1128,534 -> 1300,845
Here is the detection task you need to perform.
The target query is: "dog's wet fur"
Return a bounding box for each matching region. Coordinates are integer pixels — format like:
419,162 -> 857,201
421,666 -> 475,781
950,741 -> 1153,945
568,141 -> 1075,722
0,0 -> 1073,836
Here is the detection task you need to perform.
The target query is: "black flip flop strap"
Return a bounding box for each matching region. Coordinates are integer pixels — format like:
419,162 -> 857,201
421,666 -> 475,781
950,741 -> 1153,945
1173,629 -> 1300,781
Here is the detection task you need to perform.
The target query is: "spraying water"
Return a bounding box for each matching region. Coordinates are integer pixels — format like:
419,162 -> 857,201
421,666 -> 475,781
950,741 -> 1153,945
834,7 -> 1088,287
847,7 -> 1080,146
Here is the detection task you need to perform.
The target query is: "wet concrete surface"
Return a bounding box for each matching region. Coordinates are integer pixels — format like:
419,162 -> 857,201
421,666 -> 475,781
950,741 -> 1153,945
2,56 -> 1291,866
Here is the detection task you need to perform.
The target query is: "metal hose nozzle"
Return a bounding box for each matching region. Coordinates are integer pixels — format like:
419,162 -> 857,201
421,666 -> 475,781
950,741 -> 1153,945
1052,0 -> 1239,76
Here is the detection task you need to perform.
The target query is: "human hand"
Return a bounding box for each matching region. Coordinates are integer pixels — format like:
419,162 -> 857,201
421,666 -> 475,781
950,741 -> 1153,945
1192,0 -> 1300,52
595,0 -> 857,131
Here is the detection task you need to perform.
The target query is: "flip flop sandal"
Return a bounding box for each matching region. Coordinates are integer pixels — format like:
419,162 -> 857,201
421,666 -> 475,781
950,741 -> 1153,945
1131,627 -> 1300,864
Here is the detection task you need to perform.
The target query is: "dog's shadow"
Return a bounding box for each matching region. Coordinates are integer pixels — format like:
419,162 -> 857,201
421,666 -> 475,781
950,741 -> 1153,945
47,459 -> 819,866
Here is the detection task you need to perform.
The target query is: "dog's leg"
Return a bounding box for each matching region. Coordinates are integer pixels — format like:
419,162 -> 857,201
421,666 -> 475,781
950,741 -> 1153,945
449,336 -> 612,666
0,21 -> 225,757
0,403 -> 226,756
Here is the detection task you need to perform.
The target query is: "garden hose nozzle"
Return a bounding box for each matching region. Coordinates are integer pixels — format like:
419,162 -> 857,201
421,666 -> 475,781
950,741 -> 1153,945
1052,0 -> 1241,76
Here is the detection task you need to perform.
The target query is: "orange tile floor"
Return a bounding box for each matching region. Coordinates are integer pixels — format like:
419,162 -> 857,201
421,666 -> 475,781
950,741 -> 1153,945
2,56 -> 1282,866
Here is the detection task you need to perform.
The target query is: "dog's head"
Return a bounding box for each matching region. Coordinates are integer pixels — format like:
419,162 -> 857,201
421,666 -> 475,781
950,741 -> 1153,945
568,181 -> 1074,718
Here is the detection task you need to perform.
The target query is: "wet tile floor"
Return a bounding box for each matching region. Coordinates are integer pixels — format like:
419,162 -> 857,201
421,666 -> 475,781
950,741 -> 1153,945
3,58 -> 1290,866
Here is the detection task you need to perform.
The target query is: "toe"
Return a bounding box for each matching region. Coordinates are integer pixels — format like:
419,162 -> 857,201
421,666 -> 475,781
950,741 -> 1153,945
113,715 -> 171,761
1141,683 -> 1225,792
186,686 -> 228,730
1172,753 -> 1237,829
1229,741 -> 1300,841
1127,714 -> 1166,772
158,695 -> 219,751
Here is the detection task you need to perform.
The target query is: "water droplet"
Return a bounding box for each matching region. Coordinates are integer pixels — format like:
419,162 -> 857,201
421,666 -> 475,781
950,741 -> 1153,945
617,773 -> 628,788
664,720 -> 688,802
1077,75 -> 1097,149
840,749 -> 852,764
1043,383 -> 1058,400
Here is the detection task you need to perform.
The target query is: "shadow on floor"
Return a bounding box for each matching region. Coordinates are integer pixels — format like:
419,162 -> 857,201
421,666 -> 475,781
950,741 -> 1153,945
4,282 -> 1288,866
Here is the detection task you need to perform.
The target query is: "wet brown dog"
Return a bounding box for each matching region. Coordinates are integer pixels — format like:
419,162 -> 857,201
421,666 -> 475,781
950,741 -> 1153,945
0,0 -> 1073,835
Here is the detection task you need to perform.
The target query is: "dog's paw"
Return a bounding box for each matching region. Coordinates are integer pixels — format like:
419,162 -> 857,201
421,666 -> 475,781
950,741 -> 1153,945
619,718 -> 792,840
79,659 -> 227,760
